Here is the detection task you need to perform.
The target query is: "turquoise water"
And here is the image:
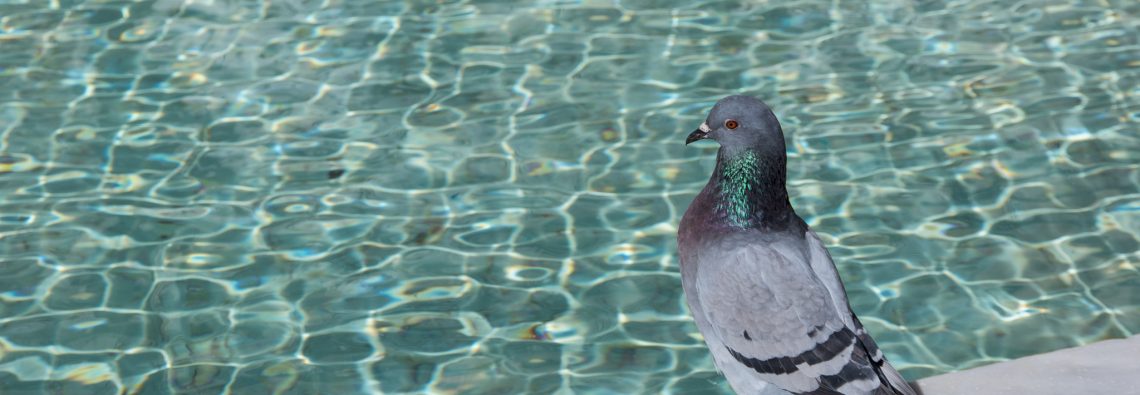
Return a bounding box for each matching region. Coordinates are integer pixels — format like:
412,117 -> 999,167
1,0 -> 1139,393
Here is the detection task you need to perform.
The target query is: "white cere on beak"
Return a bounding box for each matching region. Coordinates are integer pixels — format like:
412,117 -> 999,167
699,123 -> 711,133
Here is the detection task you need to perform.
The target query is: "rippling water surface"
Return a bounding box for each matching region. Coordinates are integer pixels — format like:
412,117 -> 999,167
1,0 -> 1139,393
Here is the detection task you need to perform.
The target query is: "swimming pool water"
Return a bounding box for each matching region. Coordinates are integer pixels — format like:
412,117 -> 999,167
1,0 -> 1138,393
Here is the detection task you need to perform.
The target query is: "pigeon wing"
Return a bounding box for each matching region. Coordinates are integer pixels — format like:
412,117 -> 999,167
694,231 -> 916,395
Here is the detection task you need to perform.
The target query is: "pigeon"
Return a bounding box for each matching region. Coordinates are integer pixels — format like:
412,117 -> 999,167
677,95 -> 917,395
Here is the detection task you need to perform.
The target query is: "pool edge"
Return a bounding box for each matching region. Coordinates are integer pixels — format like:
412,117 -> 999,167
912,334 -> 1139,395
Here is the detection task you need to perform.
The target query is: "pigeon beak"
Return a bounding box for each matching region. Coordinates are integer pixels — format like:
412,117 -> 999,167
686,123 -> 711,145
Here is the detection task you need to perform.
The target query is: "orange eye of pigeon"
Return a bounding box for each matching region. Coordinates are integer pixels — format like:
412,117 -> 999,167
725,119 -> 739,130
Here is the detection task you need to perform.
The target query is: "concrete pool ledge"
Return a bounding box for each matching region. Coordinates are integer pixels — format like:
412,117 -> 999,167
912,335 -> 1139,395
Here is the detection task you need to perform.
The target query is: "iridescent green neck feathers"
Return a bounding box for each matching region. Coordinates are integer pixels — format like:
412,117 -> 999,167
716,151 -> 761,227
712,148 -> 792,230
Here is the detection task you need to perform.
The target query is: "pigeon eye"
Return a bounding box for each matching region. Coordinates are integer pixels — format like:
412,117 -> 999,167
725,119 -> 739,130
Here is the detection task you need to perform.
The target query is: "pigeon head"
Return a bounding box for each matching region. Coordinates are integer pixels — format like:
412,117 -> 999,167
685,95 -> 785,156
684,95 -> 795,230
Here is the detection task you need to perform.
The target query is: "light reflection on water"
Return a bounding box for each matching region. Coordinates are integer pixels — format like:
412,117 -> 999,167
0,1 -> 1138,394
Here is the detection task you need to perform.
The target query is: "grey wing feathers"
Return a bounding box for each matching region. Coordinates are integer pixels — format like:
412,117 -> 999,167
849,315 -> 915,395
694,232 -> 915,395
807,232 -> 916,395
